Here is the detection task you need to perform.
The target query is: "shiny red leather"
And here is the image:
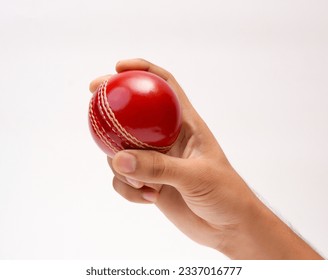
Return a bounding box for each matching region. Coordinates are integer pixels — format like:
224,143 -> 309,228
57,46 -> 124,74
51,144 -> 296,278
89,70 -> 181,157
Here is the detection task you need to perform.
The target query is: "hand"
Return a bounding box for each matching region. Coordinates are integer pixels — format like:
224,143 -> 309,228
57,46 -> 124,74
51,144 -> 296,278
89,59 -> 323,260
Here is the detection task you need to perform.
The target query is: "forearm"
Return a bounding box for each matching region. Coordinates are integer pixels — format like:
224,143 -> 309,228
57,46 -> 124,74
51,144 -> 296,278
218,194 -> 324,260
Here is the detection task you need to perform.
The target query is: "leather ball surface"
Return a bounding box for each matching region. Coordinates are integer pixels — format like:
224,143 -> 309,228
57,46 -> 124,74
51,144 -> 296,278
88,70 -> 182,157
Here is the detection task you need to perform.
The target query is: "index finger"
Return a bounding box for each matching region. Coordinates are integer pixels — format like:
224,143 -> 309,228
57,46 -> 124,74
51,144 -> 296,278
89,74 -> 112,93
115,58 -> 192,108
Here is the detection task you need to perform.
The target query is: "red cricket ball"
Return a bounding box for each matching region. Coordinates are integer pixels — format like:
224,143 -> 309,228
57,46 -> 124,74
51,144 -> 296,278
88,70 -> 182,157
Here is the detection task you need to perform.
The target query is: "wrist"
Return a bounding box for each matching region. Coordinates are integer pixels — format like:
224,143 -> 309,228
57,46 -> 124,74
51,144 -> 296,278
217,193 -> 323,259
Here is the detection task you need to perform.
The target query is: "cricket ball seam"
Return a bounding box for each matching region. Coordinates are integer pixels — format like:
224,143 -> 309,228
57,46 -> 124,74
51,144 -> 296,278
99,79 -> 152,149
99,79 -> 173,151
89,98 -> 119,154
96,82 -> 132,149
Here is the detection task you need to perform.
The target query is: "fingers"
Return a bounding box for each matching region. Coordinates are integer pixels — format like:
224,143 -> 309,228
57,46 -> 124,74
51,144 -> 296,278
108,157 -> 142,188
112,149 -> 193,188
89,59 -> 204,136
112,176 -> 159,203
89,74 -> 112,93
108,156 -> 162,191
116,59 -> 173,81
116,58 -> 192,110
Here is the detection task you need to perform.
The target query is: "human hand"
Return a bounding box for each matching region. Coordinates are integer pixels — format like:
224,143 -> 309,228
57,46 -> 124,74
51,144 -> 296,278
89,59 -> 323,260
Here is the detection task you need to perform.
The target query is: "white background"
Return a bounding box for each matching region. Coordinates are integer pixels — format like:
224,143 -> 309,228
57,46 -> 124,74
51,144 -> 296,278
0,0 -> 327,259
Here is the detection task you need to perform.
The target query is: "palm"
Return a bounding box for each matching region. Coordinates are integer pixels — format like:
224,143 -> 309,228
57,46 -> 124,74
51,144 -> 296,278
154,124 -> 229,248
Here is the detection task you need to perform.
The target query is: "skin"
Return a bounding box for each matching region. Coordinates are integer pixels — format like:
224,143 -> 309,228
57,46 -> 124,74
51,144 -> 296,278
89,58 -> 324,260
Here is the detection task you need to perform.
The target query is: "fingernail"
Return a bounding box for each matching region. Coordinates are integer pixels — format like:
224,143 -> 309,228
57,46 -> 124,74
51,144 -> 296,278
126,177 -> 143,189
115,152 -> 136,174
142,192 -> 157,203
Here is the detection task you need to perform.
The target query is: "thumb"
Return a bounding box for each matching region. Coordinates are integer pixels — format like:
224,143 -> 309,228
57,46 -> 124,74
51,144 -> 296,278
112,150 -> 189,187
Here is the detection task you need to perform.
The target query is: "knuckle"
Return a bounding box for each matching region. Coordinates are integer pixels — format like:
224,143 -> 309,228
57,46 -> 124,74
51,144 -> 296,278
151,153 -> 166,178
123,191 -> 137,203
160,69 -> 173,82
112,176 -> 134,202
166,71 -> 174,81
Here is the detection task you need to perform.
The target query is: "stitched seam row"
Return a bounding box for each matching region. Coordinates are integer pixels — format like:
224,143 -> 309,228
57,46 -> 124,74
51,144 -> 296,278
100,79 -> 171,151
89,97 -> 119,153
